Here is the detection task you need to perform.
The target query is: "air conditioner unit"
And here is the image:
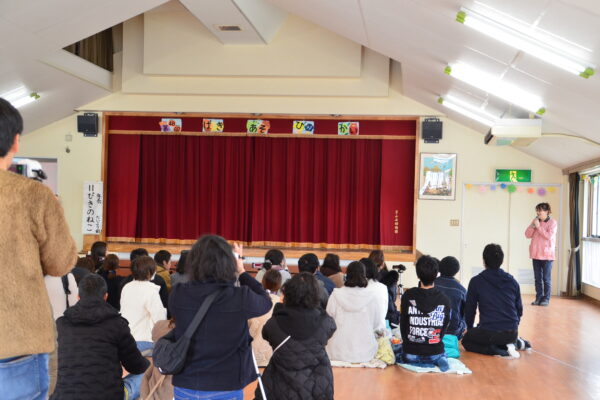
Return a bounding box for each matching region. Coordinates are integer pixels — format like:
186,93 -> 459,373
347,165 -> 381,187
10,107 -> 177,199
484,119 -> 542,146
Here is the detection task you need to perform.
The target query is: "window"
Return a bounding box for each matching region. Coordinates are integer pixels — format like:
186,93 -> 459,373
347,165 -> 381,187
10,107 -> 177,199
582,174 -> 600,287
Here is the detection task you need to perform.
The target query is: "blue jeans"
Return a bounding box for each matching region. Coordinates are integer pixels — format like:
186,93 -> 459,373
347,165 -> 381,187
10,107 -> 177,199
0,353 -> 49,400
402,352 -> 450,372
532,259 -> 553,302
123,372 -> 144,400
136,340 -> 153,356
174,387 -> 243,400
123,341 -> 154,400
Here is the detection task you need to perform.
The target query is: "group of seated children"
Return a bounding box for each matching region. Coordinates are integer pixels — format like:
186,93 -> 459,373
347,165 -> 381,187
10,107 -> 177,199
47,240 -> 531,400
248,243 -> 530,373
399,244 -> 530,369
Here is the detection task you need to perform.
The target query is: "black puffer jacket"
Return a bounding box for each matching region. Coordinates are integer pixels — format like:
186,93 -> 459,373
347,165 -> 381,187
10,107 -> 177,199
255,303 -> 336,400
51,297 -> 149,400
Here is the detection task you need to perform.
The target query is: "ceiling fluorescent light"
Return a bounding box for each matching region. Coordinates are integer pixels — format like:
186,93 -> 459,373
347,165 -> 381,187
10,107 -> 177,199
0,86 -> 39,108
445,63 -> 546,115
457,7 -> 595,78
438,96 -> 497,126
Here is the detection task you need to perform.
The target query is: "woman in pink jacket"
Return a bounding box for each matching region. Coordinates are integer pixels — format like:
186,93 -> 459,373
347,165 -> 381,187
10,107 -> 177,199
525,203 -> 558,306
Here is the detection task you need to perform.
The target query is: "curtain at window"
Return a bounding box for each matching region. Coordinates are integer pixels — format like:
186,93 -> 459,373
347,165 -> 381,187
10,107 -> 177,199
566,172 -> 581,296
64,28 -> 114,71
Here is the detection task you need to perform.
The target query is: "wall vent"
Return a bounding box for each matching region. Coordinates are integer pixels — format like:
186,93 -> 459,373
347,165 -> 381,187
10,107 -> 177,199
217,25 -> 242,31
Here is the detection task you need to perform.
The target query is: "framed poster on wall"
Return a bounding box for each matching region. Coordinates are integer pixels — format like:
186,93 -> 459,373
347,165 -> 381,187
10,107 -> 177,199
419,153 -> 457,200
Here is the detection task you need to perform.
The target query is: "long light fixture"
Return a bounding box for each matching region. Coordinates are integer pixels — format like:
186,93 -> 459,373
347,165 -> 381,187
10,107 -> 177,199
445,63 -> 546,115
457,6 -> 595,78
438,95 -> 498,126
0,86 -> 40,108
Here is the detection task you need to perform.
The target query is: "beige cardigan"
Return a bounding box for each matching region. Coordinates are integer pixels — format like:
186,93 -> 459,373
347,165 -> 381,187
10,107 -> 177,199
248,293 -> 281,367
0,170 -> 77,358
140,320 -> 174,400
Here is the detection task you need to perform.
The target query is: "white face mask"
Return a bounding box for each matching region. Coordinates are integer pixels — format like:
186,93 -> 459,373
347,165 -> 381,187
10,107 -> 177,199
151,273 -> 156,281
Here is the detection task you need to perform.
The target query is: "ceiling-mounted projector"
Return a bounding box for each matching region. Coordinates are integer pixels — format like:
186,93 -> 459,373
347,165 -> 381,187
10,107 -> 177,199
484,119 -> 542,146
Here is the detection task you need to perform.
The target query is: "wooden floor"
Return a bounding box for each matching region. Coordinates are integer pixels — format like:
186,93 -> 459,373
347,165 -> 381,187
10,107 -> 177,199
243,295 -> 600,400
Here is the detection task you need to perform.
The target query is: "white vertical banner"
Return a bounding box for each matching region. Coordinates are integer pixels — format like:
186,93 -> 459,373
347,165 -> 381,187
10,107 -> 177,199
82,181 -> 103,234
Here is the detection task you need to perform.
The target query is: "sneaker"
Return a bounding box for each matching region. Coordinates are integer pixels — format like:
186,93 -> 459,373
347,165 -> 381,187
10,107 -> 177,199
506,343 -> 520,358
514,337 -> 533,351
515,338 -> 525,350
531,299 -> 541,306
539,301 -> 549,306
491,345 -> 509,357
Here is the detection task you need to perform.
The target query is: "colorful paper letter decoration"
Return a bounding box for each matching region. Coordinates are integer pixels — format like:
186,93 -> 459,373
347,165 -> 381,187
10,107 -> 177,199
292,120 -> 315,134
338,122 -> 359,135
203,119 -> 224,132
159,118 -> 182,132
247,120 -> 270,134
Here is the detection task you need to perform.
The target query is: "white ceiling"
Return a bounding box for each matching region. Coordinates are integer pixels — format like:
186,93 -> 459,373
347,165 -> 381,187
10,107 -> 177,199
266,0 -> 600,168
178,0 -> 287,44
0,0 -> 170,132
2,0 -> 600,168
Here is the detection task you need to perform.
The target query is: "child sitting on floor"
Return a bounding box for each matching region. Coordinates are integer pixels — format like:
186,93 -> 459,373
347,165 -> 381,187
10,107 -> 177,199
400,255 -> 451,371
434,256 -> 467,358
249,269 -> 283,367
52,274 -> 149,399
462,244 -> 531,358
120,256 -> 167,353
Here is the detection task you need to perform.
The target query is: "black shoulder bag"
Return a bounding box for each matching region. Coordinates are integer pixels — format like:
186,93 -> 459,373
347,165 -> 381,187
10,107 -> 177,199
61,275 -> 71,308
153,288 -> 224,375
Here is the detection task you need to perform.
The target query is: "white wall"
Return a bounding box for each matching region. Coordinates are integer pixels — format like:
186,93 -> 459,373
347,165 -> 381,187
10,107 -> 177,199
19,115 -> 103,251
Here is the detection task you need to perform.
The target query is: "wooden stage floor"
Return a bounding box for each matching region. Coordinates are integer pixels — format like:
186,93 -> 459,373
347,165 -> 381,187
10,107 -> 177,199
242,295 -> 600,400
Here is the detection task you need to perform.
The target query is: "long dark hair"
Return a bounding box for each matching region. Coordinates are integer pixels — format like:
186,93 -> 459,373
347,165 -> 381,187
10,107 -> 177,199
344,261 -> 368,288
102,254 -> 120,280
320,253 -> 341,276
360,257 -> 379,280
90,241 -> 107,268
368,250 -> 385,268
188,235 -> 237,282
176,250 -> 189,274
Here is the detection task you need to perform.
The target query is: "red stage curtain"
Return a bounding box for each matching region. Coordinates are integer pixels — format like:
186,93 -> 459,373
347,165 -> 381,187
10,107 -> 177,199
106,134 -> 414,247
109,135 -> 253,241
106,134 -> 141,238
249,137 -> 382,245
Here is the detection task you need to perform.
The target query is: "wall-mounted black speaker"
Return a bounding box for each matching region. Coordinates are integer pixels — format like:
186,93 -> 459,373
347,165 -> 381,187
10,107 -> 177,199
77,113 -> 98,137
422,117 -> 442,144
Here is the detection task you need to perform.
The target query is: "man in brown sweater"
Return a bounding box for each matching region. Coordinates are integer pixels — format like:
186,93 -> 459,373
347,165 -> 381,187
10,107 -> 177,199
0,98 -> 77,400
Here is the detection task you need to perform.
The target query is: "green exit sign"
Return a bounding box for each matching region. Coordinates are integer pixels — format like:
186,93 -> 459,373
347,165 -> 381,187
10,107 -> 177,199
495,169 -> 532,183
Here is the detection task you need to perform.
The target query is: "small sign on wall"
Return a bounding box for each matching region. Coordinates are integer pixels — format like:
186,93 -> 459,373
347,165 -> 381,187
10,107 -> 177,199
338,122 -> 359,135
203,119 -> 224,132
247,120 -> 270,134
292,120 -> 314,134
495,169 -> 532,183
159,118 -> 182,132
82,181 -> 103,234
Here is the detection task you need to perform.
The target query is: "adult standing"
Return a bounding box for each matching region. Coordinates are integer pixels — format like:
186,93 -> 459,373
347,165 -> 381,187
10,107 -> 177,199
169,235 -> 271,400
525,202 -> 558,306
0,98 -> 78,399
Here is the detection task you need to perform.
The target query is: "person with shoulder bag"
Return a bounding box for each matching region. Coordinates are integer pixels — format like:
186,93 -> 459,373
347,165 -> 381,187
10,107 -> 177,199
164,235 -> 272,400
